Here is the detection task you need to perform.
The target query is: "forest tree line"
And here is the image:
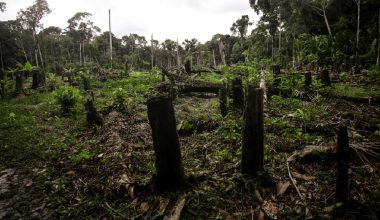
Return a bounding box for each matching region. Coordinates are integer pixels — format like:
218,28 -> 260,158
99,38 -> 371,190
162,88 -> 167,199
0,0 -> 379,74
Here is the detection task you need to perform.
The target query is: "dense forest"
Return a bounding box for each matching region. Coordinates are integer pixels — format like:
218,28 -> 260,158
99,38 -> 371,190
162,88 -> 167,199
0,0 -> 380,219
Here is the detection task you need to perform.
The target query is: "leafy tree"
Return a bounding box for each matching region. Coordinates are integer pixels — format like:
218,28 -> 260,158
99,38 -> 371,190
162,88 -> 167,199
230,15 -> 252,40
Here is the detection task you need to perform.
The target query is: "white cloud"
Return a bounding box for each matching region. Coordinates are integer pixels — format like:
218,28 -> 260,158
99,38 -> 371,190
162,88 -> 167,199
0,0 -> 259,43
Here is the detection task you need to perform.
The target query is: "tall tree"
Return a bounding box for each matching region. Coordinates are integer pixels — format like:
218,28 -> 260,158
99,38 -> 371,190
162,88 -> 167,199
67,12 -> 100,65
17,0 -> 51,67
307,0 -> 333,37
230,15 -> 252,40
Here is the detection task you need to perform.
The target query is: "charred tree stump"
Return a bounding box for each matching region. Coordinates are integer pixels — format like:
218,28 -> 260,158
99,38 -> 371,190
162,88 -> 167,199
321,69 -> 331,86
304,72 -> 312,90
219,86 -> 227,117
84,97 -> 103,127
15,73 -> 23,94
336,126 -> 349,203
231,77 -> 244,109
31,72 -> 43,89
272,65 -> 281,87
241,86 -> 264,176
185,60 -> 191,74
0,68 -> 4,98
147,95 -> 184,191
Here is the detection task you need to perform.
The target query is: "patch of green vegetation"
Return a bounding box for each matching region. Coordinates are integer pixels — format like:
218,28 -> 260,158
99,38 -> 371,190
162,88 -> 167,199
53,85 -> 82,113
214,116 -> 242,143
196,73 -> 224,83
330,84 -> 379,98
213,149 -> 233,162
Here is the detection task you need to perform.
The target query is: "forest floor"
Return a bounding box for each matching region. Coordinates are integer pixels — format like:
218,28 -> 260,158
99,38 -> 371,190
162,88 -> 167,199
0,71 -> 380,219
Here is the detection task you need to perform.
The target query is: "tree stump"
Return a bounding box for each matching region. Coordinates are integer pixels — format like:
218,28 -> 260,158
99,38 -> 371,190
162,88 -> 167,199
304,72 -> 312,89
147,95 -> 184,191
241,86 -> 264,176
84,97 -> 103,127
15,73 -> 23,94
231,77 -> 244,109
321,69 -> 331,86
272,65 -> 281,87
0,68 -> 4,98
336,126 -> 349,203
219,86 -> 227,117
185,60 -> 191,74
31,72 -> 43,89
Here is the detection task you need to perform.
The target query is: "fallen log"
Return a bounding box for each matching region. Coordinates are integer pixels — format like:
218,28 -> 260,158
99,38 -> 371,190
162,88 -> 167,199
156,81 -> 222,94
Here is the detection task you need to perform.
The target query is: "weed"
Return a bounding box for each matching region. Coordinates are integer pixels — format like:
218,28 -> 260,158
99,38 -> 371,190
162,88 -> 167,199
53,85 -> 82,113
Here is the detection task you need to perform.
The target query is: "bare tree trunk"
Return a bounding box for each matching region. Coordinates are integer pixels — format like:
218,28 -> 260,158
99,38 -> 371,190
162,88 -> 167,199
271,35 -> 274,63
38,43 -> 44,68
377,6 -> 380,66
83,41 -> 86,64
355,0 -> 360,55
109,9 -> 113,69
79,42 -> 82,65
151,34 -> 154,69
176,38 -> 181,70
323,10 -> 332,37
219,41 -> 226,65
35,49 -> 39,67
212,50 -> 216,68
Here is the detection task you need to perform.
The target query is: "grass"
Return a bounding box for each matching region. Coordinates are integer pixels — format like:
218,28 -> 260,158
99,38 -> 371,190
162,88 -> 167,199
332,84 -> 379,98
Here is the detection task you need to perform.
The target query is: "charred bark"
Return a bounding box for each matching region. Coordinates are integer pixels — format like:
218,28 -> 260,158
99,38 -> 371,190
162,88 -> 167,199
147,95 -> 184,191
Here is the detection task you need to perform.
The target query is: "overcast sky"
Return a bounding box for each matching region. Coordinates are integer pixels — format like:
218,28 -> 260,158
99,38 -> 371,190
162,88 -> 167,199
0,0 -> 259,43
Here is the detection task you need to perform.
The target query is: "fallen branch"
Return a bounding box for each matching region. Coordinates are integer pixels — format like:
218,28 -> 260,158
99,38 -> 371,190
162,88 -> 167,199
286,154 -> 304,200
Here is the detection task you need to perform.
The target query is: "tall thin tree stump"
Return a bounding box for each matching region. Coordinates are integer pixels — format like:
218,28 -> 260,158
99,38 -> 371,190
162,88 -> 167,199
219,86 -> 227,117
272,65 -> 281,87
231,77 -> 244,109
15,73 -> 23,94
0,68 -> 4,98
31,71 -> 43,89
84,96 -> 103,127
241,86 -> 264,176
304,72 -> 312,89
336,126 -> 349,203
147,95 -> 184,191
321,69 -> 331,86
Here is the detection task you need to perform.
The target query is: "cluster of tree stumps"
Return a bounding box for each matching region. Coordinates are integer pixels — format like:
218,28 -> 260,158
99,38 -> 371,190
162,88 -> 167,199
147,76 -> 352,212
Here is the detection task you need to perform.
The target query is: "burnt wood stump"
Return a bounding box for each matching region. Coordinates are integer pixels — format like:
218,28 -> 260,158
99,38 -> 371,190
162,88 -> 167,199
304,72 -> 312,89
15,73 -> 23,94
321,69 -> 331,86
0,68 -> 4,98
31,71 -> 43,89
231,77 -> 244,109
147,95 -> 184,191
84,97 -> 103,127
219,86 -> 227,117
241,86 -> 264,176
336,126 -> 349,203
272,65 -> 281,87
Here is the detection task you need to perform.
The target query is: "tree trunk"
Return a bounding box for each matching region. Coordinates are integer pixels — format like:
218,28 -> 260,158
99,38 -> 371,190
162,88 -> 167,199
377,6 -> 380,66
0,66 -> 4,98
356,0 -> 360,57
304,72 -> 312,89
231,77 -> 244,109
38,43 -> 44,68
219,86 -> 227,117
271,35 -> 274,63
321,69 -> 331,86
15,73 -> 23,94
336,126 -> 349,203
241,86 -> 264,176
272,65 -> 281,87
84,97 -> 103,126
219,41 -> 226,65
79,42 -> 82,65
31,71 -> 43,89
212,49 -> 216,68
147,95 -> 184,191
323,10 -> 332,37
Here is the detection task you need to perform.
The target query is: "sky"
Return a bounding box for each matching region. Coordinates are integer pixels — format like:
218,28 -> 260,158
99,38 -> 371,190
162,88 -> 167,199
0,0 -> 259,43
